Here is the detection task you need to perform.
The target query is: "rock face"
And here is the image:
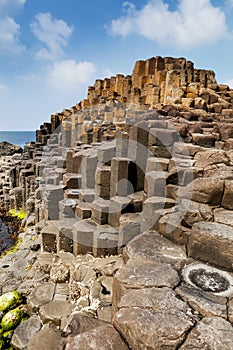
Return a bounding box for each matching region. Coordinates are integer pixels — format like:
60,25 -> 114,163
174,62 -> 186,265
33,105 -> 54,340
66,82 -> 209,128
179,317 -> 233,349
187,222 -> 233,270
62,324 -> 129,350
2,56 -> 233,349
0,141 -> 22,156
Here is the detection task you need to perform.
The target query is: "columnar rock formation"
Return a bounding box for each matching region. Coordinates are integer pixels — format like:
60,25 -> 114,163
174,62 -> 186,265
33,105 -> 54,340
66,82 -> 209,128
1,56 -> 233,349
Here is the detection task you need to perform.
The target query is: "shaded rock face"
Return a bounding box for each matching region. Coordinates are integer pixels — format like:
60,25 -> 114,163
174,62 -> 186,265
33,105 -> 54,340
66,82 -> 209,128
0,142 -> 22,156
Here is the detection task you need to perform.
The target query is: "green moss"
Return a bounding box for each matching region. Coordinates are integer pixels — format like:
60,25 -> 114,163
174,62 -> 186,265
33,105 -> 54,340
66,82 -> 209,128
1,238 -> 23,258
0,292 -> 22,313
1,308 -> 24,331
8,210 -> 26,220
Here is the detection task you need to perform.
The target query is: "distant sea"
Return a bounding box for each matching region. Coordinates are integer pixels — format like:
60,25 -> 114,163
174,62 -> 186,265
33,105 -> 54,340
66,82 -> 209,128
0,131 -> 36,148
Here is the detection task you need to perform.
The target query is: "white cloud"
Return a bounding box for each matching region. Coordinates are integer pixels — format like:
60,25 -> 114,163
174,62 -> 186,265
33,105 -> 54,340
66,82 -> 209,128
47,60 -> 96,90
0,0 -> 27,15
109,0 -> 228,48
30,12 -> 73,59
0,0 -> 26,55
0,16 -> 25,54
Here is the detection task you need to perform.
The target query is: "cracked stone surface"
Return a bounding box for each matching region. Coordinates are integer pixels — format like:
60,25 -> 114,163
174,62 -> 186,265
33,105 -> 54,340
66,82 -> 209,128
62,324 -> 129,350
113,259 -> 180,310
176,284 -> 228,319
123,232 -> 189,268
11,315 -> 42,350
187,221 -> 233,271
27,283 -> 55,313
113,307 -> 194,350
179,317 -> 233,350
39,300 -> 73,326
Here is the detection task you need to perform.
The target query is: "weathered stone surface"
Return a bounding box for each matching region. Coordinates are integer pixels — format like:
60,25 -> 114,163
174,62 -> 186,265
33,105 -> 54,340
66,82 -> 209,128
173,141 -> 202,156
27,283 -> 55,313
114,305 -> 193,350
117,287 -> 191,313
180,199 -> 213,226
176,284 -> 227,319
146,157 -> 169,172
179,317 -> 233,350
141,197 -> 176,231
148,128 -> 178,147
159,211 -> 190,245
39,301 -> 73,326
187,222 -> 233,271
217,123 -> 233,141
50,261 -> 70,283
108,196 -> 133,227
11,315 -> 42,350
62,324 -> 129,350
228,298 -> 233,323
144,171 -> 167,197
222,180 -> 233,210
113,259 -> 180,309
0,141 -> 23,156
27,323 -> 62,350
63,173 -> 82,189
181,177 -> 224,206
123,232 -> 188,267
194,149 -> 229,168
214,208 -> 233,227
73,219 -> 96,255
61,314 -> 107,337
93,255 -> 124,276
118,213 -> 141,247
192,133 -> 215,147
91,198 -> 110,225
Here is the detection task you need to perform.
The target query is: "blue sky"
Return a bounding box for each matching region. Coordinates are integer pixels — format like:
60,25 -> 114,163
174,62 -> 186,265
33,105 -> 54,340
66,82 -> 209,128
1,0 -> 233,130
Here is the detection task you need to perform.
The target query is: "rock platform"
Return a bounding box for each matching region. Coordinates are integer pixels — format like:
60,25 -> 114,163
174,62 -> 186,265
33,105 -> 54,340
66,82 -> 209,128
1,56 -> 233,348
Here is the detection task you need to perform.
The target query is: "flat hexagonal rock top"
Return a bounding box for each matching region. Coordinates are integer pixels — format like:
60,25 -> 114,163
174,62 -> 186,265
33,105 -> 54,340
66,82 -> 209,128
28,323 -> 62,350
27,283 -> 55,312
179,317 -> 233,349
114,260 -> 180,291
113,305 -> 194,350
123,232 -> 188,267
117,287 -> 193,316
39,301 -> 73,326
63,324 -> 129,350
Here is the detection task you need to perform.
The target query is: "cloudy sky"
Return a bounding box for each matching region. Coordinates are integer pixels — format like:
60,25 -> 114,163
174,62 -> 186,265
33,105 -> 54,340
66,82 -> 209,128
1,0 -> 233,130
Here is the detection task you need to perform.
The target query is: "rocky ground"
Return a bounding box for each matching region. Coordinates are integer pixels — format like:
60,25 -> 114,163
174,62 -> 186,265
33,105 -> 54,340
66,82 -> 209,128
0,143 -> 22,157
1,212 -> 233,349
2,56 -> 233,349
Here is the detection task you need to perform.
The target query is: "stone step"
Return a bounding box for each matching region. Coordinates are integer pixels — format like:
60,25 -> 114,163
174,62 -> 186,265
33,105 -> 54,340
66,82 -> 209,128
73,219 -> 119,257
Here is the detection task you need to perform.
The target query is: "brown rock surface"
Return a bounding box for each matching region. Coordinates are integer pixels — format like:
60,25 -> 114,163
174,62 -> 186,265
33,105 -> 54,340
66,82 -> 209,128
179,317 -> 233,350
62,324 -> 129,350
113,306 -> 193,350
187,222 -> 233,271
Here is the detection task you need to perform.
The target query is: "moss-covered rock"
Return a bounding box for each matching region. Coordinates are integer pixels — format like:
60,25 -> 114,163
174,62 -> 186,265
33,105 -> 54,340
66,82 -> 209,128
0,292 -> 22,313
1,308 -> 24,331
